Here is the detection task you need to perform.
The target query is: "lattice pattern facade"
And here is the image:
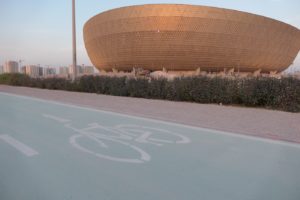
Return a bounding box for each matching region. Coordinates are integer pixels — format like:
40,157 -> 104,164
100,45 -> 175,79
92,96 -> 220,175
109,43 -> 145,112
83,4 -> 300,72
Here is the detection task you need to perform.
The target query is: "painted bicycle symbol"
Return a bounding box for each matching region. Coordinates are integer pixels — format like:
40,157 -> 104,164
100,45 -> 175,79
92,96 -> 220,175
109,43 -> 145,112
43,114 -> 191,164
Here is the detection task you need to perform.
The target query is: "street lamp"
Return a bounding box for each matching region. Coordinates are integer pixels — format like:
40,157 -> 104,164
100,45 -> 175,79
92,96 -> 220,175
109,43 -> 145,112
72,0 -> 77,81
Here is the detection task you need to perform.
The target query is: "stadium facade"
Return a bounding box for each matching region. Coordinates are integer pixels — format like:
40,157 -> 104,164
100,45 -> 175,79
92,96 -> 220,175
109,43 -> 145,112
83,4 -> 300,74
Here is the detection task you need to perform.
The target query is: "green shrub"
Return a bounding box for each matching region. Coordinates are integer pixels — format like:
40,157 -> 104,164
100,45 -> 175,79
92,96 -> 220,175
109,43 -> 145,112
106,76 -> 127,96
0,73 -> 31,86
276,77 -> 300,112
77,75 -> 93,92
235,77 -> 300,111
0,73 -> 299,112
148,78 -> 168,99
126,78 -> 149,97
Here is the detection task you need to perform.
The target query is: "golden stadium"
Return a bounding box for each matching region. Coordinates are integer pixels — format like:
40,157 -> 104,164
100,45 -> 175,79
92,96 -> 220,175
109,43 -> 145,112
83,4 -> 300,73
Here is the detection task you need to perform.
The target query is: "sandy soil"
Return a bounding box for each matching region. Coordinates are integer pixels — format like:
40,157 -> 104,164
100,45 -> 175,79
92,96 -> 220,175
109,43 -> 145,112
1,85 -> 299,144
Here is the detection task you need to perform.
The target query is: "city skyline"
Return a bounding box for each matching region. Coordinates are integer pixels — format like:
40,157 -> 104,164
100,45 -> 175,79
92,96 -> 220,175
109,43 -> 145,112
0,0 -> 300,70
0,61 -> 96,78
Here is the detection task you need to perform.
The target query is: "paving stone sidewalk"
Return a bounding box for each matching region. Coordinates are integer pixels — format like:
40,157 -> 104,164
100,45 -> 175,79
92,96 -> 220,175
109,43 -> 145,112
1,85 -> 299,143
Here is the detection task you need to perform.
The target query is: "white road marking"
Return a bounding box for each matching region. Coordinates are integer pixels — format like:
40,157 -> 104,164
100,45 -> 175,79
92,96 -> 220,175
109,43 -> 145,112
42,114 -> 70,123
115,124 -> 191,145
0,134 -> 39,157
69,134 -> 151,164
61,121 -> 190,163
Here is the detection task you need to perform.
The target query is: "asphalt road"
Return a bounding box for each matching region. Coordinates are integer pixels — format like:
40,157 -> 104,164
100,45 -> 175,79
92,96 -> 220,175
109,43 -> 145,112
1,92 -> 300,200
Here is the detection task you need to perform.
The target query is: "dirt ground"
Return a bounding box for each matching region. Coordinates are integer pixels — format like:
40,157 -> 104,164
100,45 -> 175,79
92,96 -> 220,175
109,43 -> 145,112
1,85 -> 299,144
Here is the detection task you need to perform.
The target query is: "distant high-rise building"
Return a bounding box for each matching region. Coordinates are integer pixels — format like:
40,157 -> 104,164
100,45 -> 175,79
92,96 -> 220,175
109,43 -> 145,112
4,61 -> 19,73
83,66 -> 95,75
44,67 -> 56,78
25,65 -> 41,78
39,67 -> 44,77
59,67 -> 69,78
69,65 -> 82,76
20,66 -> 26,74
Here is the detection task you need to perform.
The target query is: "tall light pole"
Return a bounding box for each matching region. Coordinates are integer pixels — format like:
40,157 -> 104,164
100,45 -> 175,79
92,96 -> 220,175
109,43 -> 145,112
72,0 -> 77,81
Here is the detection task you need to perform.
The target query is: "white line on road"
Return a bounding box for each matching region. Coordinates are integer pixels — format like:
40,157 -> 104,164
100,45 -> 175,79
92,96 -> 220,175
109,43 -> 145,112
0,134 -> 39,157
42,114 -> 70,123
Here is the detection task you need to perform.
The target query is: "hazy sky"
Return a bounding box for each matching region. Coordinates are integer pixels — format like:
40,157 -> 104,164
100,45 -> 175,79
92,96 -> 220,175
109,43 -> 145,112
0,0 -> 299,70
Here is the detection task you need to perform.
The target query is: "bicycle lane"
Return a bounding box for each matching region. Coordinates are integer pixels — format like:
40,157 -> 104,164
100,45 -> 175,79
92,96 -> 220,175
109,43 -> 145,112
1,92 -> 300,200
0,93 -> 92,200
0,92 -> 196,200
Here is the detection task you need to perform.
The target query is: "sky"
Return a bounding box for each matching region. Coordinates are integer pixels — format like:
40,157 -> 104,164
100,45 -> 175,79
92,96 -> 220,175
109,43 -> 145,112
0,0 -> 300,71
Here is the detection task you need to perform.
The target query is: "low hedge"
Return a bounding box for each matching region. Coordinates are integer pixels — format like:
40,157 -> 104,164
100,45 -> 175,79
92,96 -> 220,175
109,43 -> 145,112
0,73 -> 299,112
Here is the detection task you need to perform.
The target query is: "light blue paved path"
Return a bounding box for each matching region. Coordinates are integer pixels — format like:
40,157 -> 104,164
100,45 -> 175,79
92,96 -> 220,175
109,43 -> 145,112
0,92 -> 300,200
